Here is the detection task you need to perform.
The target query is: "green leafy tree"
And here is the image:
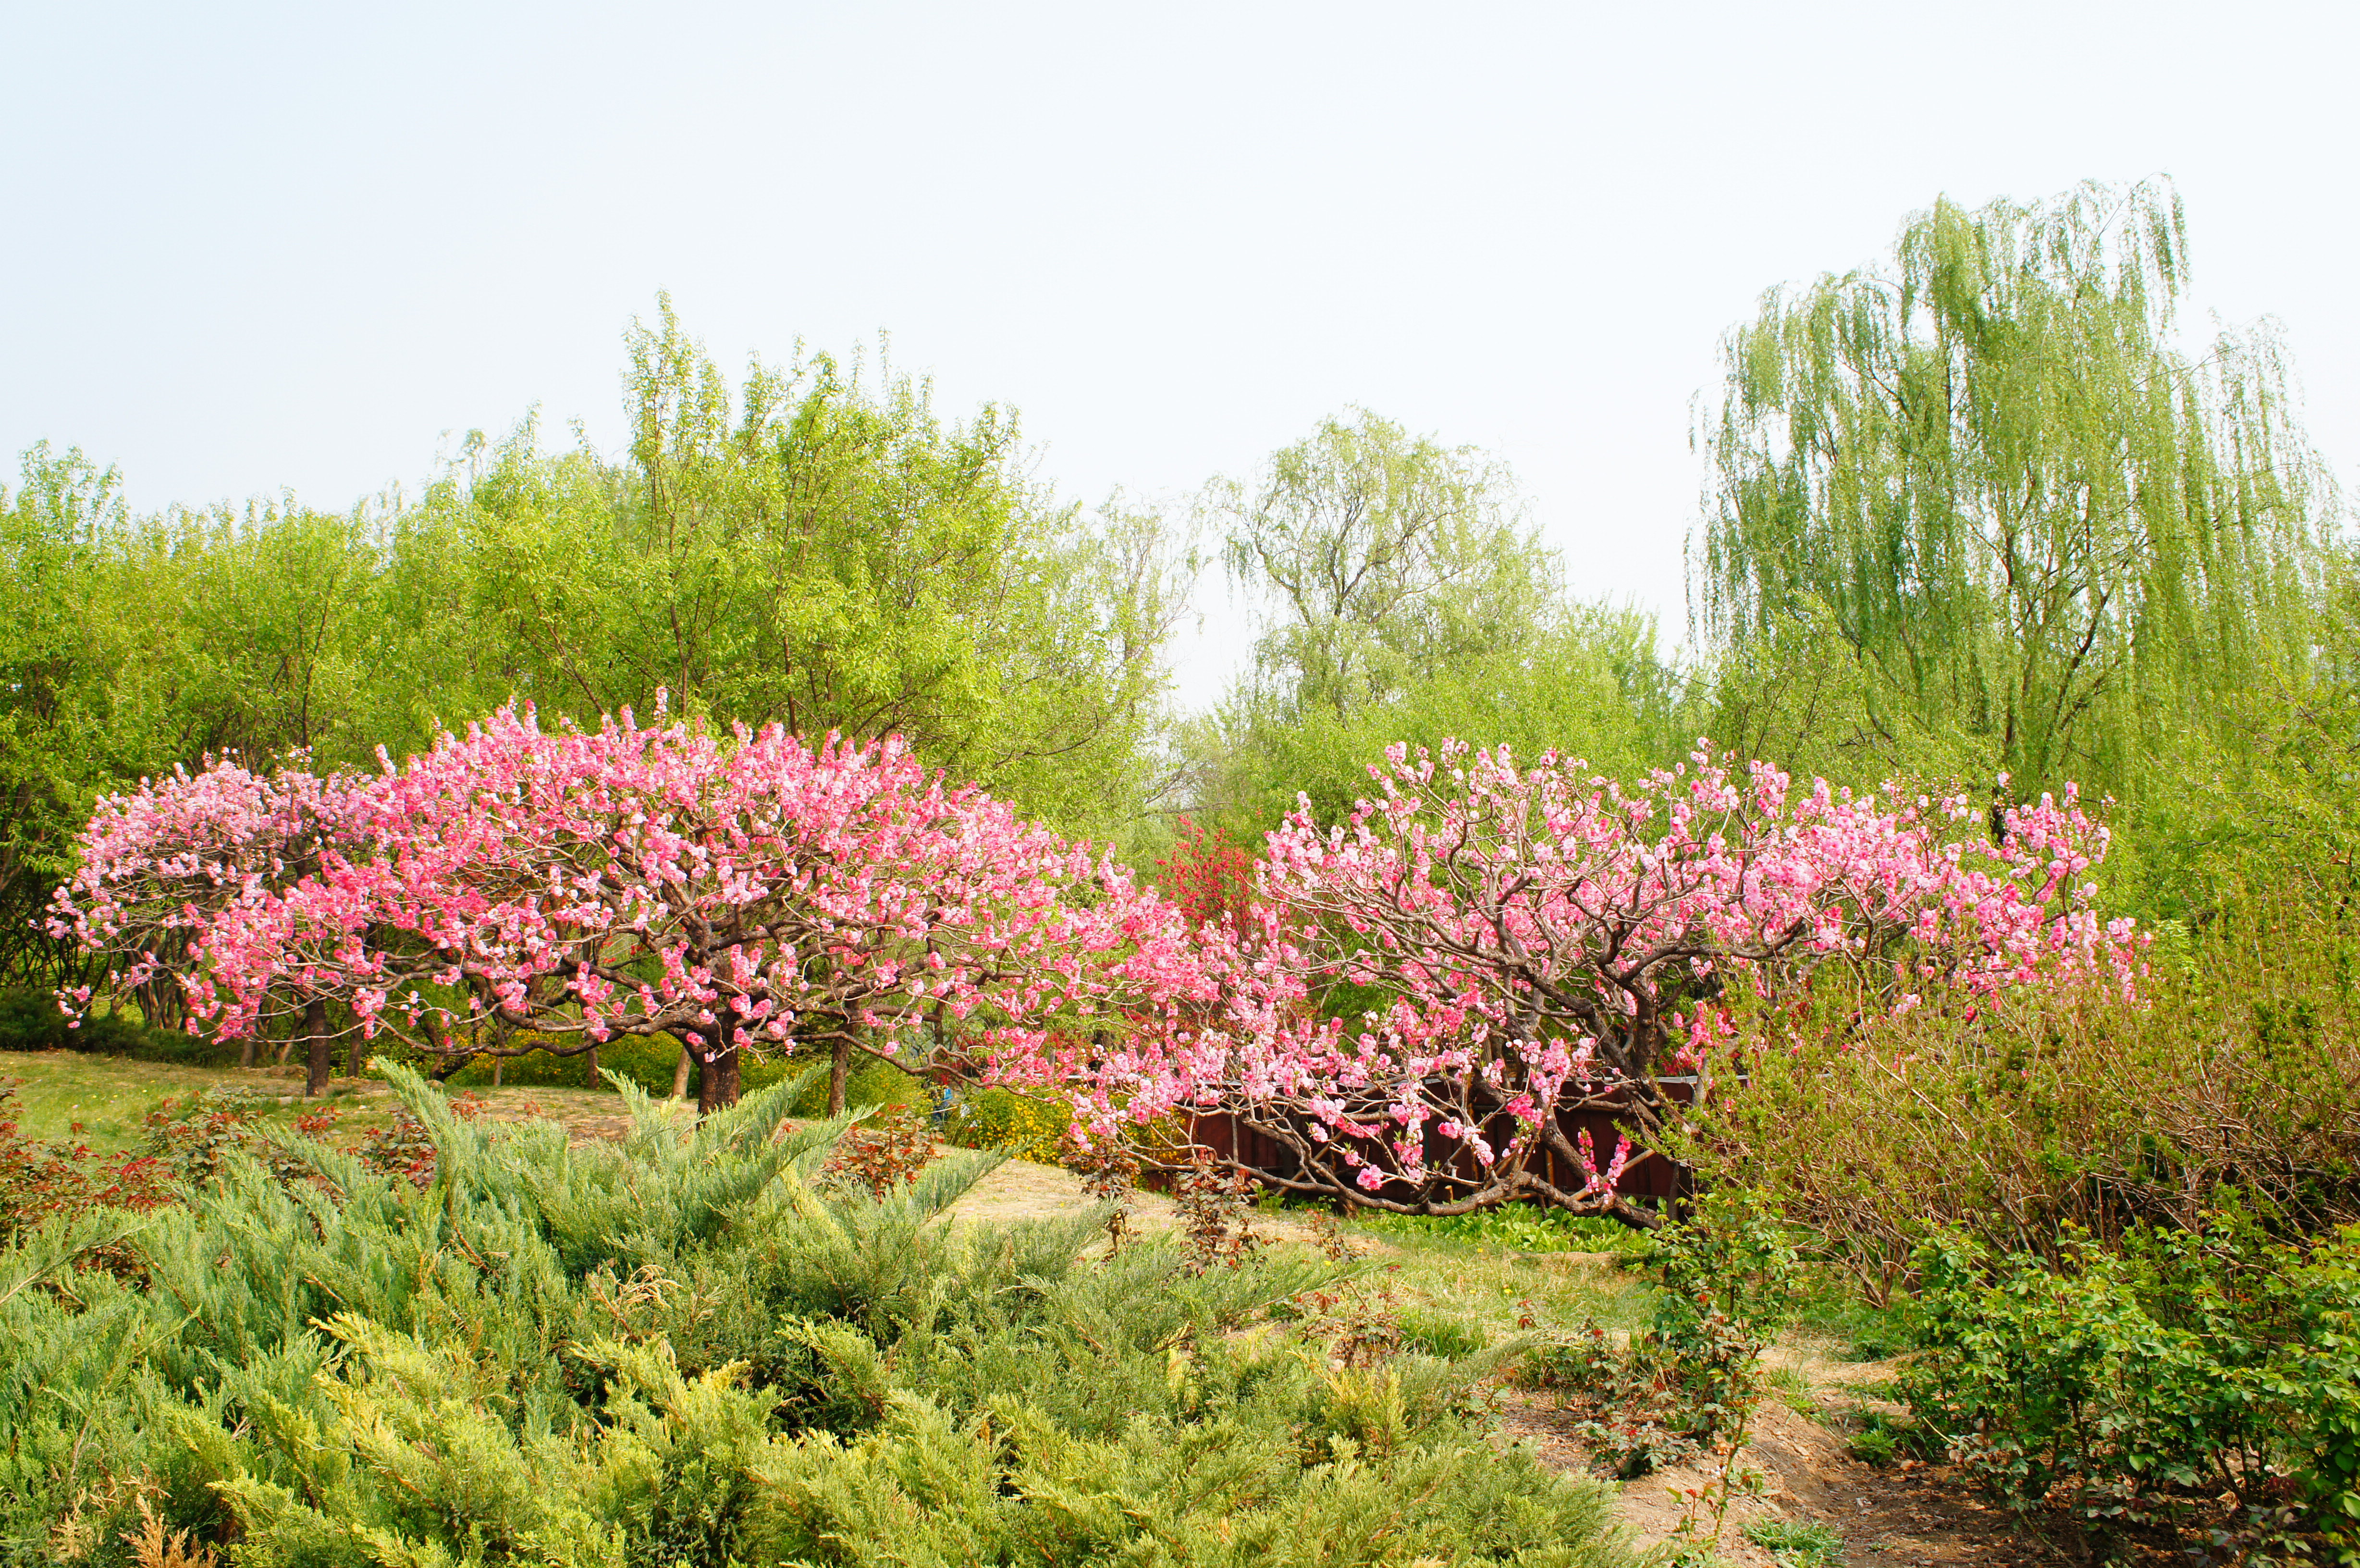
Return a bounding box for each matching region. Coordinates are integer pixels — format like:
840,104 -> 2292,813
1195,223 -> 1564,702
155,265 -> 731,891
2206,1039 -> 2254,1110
437,300 -> 1184,833
1190,410 -> 1688,833
0,445 -> 141,986
1693,178 -> 2335,826
1211,407 -> 1554,721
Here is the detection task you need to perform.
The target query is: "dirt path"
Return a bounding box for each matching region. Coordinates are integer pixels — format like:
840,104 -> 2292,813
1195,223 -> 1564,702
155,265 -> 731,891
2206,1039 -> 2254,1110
942,1153 -> 1343,1248
1502,1363 -> 2050,1568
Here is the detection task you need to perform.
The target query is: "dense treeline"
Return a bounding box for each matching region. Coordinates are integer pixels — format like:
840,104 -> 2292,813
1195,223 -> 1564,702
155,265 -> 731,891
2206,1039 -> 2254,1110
0,303 -> 1185,990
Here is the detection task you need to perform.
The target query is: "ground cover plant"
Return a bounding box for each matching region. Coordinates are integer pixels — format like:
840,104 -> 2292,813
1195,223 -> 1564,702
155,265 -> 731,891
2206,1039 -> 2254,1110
0,1063 -> 1629,1568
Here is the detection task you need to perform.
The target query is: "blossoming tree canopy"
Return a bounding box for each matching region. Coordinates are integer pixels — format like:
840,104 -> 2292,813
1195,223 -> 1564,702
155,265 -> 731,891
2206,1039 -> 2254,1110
121,705 -> 1209,1111
47,758 -> 372,1041
1086,741 -> 2142,1227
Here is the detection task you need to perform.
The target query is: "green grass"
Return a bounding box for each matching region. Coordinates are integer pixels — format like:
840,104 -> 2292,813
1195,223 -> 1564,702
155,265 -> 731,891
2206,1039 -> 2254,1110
1334,1201 -> 1658,1257
1336,1216 -> 1656,1346
0,1052 -> 373,1155
0,1051 -> 692,1161
1742,1517 -> 1845,1568
1786,1273 -> 1911,1361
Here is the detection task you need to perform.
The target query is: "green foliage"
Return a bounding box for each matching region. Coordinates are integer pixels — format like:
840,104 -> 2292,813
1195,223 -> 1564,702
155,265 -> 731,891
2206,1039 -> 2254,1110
1526,1193 -> 1800,1487
1901,1216 -> 2360,1559
1742,1516 -> 1844,1568
0,447 -> 145,994
1844,1409 -> 1937,1468
0,1062 -> 1626,1567
423,300 -> 1183,839
442,1034 -> 803,1099
1675,892 -> 2360,1298
1187,408 -> 1692,838
1348,1202 -> 1657,1257
1,304 -> 1187,992
1210,406 -> 1553,724
1695,176 -> 2335,835
1639,1192 -> 1804,1443
0,990 -> 218,1061
939,1083 -> 1072,1162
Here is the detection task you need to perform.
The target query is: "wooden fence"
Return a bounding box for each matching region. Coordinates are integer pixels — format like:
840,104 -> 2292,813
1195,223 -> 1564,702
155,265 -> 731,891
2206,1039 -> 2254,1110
1176,1076 -> 1706,1211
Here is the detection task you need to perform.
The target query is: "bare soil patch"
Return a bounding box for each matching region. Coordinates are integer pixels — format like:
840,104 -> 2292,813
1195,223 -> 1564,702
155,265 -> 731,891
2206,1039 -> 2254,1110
1503,1374 -> 2052,1568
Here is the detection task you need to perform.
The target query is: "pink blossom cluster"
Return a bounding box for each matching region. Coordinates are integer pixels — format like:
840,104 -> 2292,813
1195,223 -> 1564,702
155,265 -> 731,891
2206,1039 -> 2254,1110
53,718 -> 2139,1221
54,707 -> 1211,1081
1060,742 -> 2142,1222
49,757 -> 372,1020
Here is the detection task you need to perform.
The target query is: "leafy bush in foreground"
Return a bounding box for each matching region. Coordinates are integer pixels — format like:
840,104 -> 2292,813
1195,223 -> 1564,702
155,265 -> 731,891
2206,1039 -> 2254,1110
0,1064 -> 1624,1568
1901,1217 -> 2360,1563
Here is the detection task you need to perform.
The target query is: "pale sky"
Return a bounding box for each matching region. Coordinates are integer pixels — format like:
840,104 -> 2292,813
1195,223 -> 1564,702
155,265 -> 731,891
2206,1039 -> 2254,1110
5,1 -> 2353,713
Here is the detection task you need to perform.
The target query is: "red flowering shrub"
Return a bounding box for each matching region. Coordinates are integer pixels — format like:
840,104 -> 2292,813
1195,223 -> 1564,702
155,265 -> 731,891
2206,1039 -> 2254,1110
0,1084 -> 175,1235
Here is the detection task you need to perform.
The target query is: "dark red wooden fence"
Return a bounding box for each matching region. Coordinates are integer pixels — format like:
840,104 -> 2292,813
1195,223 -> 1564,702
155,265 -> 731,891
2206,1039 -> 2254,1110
1178,1076 -> 1705,1211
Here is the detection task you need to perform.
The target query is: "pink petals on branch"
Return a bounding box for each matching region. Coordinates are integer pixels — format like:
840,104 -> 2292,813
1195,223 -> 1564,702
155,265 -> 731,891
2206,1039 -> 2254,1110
55,707 -> 1212,1078
1062,740 -> 2142,1213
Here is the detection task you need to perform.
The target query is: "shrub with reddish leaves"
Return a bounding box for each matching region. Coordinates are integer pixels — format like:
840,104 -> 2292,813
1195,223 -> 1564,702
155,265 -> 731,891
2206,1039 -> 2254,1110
356,1091 -> 485,1187
822,1104 -> 936,1199
1153,816 -> 1258,935
0,1084 -> 175,1235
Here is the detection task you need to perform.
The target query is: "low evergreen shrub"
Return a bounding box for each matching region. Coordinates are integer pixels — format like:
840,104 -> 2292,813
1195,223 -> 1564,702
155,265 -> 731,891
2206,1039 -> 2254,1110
0,1063 -> 1627,1567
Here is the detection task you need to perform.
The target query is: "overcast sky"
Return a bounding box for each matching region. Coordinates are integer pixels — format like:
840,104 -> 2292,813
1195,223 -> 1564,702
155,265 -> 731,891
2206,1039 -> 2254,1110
4,0 -> 2353,712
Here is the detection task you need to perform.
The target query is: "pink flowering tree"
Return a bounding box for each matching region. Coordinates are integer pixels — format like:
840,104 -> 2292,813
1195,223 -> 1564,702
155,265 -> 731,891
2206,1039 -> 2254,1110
48,758 -> 372,1092
168,706 -> 1207,1113
1071,742 -> 2141,1228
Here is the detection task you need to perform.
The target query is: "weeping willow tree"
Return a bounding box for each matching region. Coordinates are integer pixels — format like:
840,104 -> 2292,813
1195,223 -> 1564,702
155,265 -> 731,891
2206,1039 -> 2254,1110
1693,178 -> 2334,821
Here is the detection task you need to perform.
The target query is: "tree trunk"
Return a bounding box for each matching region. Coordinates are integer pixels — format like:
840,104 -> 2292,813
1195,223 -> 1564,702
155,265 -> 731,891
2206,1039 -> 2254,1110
584,1045 -> 600,1090
695,1015 -> 741,1115
239,1036 -> 256,1070
671,1038 -> 697,1100
303,998 -> 330,1098
827,1037 -> 852,1116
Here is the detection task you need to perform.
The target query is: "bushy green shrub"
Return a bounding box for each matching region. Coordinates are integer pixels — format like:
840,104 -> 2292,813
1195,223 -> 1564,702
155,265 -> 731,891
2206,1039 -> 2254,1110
0,987 -> 234,1066
1902,1215 -> 2360,1561
940,1083 -> 1071,1161
1525,1191 -> 1800,1485
1677,893 -> 2360,1297
0,1063 -> 1627,1567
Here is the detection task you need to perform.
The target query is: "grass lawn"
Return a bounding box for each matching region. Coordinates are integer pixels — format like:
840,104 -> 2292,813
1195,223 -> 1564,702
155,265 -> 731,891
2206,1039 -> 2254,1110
0,1052 -> 365,1154
0,1050 -> 683,1159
